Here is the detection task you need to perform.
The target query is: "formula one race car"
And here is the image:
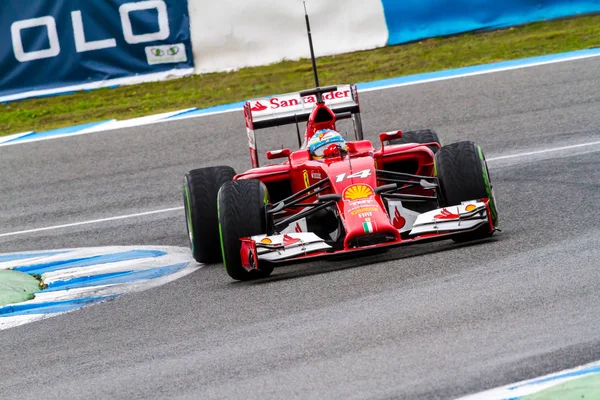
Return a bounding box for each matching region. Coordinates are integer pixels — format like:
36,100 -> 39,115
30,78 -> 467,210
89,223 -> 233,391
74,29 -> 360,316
182,9 -> 498,281
183,82 -> 498,280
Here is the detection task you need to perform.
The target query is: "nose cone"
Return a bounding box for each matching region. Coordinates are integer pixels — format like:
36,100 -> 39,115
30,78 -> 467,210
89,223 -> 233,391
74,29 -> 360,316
320,156 -> 401,249
341,196 -> 400,248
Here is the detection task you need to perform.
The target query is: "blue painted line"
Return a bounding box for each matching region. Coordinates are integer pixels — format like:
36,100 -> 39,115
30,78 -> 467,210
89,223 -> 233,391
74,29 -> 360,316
356,47 -> 600,91
44,262 -> 190,291
14,249 -> 167,275
8,47 -> 600,141
0,295 -> 117,316
3,131 -> 37,143
166,107 -> 198,119
0,250 -> 69,263
4,120 -> 114,144
167,48 -> 600,118
166,101 -> 246,118
509,365 -> 600,390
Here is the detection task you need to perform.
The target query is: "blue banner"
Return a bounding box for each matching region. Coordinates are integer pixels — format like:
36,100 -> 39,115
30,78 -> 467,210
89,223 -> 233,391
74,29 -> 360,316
381,0 -> 600,45
0,0 -> 193,100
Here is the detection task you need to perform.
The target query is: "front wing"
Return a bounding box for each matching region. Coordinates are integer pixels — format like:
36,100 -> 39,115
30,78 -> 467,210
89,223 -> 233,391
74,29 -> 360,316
240,200 -> 494,269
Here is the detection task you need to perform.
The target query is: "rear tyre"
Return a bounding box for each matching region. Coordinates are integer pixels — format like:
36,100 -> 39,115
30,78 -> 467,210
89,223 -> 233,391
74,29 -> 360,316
218,179 -> 274,281
184,166 -> 236,263
435,141 -> 498,242
387,129 -> 442,154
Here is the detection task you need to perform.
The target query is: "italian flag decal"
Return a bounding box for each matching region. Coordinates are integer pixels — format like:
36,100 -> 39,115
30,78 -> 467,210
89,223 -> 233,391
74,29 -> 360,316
362,221 -> 373,233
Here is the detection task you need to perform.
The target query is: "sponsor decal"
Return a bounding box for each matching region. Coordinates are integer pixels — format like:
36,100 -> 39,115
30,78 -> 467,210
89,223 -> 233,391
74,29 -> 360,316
465,204 -> 477,212
349,199 -> 378,208
303,170 -> 310,189
392,207 -> 406,229
260,238 -> 272,245
295,223 -> 302,233
335,169 -> 371,183
250,88 -> 352,114
343,184 -> 374,201
251,101 -> 267,112
145,43 -> 187,65
247,128 -> 256,149
311,171 -> 322,180
434,208 -> 460,220
271,97 -> 301,108
350,207 -> 378,216
305,90 -> 351,103
362,221 -> 374,234
244,104 -> 254,128
283,234 -> 300,246
10,0 -> 173,63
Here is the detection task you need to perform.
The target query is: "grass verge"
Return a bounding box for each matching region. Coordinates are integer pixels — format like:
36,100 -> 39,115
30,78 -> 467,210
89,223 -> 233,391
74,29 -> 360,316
1,14 -> 600,136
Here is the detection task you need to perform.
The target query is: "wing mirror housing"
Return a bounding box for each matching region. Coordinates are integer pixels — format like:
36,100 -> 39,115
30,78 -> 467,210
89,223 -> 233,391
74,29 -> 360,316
266,148 -> 291,160
379,130 -> 402,143
379,130 -> 403,151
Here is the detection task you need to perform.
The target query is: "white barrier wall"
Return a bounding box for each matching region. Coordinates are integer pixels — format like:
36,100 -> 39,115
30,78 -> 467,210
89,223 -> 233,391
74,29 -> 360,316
188,0 -> 389,73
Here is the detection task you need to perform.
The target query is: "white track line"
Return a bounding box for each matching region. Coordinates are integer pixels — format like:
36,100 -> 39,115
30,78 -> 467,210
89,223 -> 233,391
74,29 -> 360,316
0,207 -> 183,238
0,141 -> 598,239
487,140 -> 600,161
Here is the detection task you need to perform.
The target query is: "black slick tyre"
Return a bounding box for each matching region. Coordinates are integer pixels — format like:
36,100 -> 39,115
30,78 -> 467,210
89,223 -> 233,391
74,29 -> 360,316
435,141 -> 498,242
218,179 -> 274,281
183,166 -> 236,263
387,129 -> 442,154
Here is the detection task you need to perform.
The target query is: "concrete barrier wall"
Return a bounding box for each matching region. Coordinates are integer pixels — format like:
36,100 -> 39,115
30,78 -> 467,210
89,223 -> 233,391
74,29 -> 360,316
187,0 -> 389,73
187,0 -> 600,74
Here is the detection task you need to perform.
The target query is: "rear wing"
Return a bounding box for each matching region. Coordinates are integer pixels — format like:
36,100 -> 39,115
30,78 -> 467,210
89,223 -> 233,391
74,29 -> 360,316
243,84 -> 363,168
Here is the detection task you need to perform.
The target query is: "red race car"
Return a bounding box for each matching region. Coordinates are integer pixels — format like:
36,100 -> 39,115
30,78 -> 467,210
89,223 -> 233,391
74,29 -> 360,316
182,7 -> 498,281
183,83 -> 498,280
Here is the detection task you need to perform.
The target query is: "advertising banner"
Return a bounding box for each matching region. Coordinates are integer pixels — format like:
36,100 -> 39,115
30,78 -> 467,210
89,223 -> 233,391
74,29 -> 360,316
380,0 -> 600,45
0,0 -> 193,101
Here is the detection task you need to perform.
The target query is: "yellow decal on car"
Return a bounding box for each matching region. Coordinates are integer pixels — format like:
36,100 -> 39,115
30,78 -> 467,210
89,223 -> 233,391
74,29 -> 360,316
343,184 -> 374,201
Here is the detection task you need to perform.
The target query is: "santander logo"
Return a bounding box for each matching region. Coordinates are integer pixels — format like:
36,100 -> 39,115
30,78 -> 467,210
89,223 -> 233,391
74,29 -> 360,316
283,234 -> 300,246
251,101 -> 268,112
250,89 -> 351,114
434,209 -> 460,220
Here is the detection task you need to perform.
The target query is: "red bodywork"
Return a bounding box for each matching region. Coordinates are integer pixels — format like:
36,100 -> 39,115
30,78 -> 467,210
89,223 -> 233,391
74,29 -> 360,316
233,86 -> 493,268
237,100 -> 441,254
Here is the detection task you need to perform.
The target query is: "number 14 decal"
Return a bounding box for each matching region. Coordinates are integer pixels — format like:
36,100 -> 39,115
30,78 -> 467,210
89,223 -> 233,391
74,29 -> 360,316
335,169 -> 371,183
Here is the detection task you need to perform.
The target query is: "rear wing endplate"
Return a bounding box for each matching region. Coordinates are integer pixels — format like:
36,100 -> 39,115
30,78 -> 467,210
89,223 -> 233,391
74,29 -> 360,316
243,84 -> 363,168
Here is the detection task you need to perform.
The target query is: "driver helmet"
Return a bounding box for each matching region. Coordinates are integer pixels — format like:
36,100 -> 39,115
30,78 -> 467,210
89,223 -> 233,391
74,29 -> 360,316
308,129 -> 349,161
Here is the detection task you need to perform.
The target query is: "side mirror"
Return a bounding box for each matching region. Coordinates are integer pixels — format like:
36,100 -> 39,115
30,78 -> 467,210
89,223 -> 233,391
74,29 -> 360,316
379,130 -> 403,143
266,148 -> 291,160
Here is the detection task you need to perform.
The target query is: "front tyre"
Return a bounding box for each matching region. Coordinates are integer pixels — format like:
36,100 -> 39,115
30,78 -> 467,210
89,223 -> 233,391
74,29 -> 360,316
218,179 -> 274,281
387,129 -> 442,154
184,166 -> 236,263
435,141 -> 498,242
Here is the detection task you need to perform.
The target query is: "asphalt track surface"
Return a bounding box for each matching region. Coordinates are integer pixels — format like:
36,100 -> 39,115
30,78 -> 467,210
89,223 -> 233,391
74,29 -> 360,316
1,57 -> 599,399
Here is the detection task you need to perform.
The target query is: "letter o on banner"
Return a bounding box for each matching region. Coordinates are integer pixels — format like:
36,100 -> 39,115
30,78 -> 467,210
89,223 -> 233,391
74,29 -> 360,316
11,16 -> 61,62
120,0 -> 170,44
